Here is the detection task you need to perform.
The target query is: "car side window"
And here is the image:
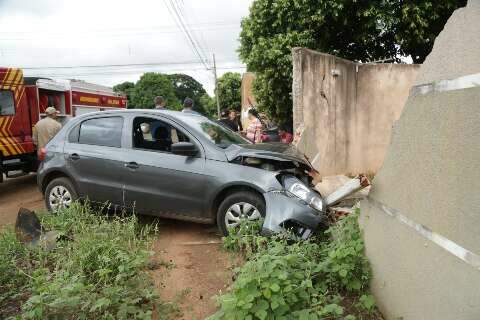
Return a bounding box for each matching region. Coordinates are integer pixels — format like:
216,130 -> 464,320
133,117 -> 189,153
77,117 -> 123,148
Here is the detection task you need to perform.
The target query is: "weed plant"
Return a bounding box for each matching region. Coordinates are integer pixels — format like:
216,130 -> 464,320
0,202 -> 164,320
210,209 -> 382,320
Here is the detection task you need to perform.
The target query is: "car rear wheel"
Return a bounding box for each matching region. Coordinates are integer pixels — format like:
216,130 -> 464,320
45,177 -> 78,212
217,191 -> 265,236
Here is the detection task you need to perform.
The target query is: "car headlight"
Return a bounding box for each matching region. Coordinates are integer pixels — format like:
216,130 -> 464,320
283,175 -> 324,212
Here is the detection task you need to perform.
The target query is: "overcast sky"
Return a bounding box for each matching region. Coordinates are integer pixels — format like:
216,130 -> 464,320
0,0 -> 254,94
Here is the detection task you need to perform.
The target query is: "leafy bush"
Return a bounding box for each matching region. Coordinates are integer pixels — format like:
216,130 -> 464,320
0,202 -> 163,320
222,219 -> 267,257
210,209 -> 381,320
0,229 -> 30,316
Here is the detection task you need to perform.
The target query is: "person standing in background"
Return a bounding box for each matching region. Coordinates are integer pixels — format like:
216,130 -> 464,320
278,125 -> 293,144
244,108 -> 263,144
229,109 -> 242,132
181,97 -> 199,114
218,109 -> 237,131
32,107 -> 62,151
154,96 -> 167,109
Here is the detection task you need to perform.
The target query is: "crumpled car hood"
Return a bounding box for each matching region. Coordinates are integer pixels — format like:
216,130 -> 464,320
225,143 -> 310,165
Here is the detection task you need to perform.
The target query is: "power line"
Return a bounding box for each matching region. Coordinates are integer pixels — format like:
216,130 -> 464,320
24,65 -> 246,77
162,0 -> 209,70
171,0 -> 210,65
0,24 -> 241,41
19,60 -> 216,70
0,21 -> 238,35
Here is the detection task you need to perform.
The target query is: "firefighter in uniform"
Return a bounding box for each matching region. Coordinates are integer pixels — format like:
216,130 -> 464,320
32,107 -> 62,150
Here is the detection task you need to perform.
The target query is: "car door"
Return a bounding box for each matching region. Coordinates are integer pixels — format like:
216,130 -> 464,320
122,115 -> 208,220
65,115 -> 126,205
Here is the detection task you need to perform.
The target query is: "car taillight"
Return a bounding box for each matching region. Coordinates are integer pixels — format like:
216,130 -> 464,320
38,148 -> 47,161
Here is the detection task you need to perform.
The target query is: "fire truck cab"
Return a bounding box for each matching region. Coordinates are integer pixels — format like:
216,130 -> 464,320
0,67 -> 127,182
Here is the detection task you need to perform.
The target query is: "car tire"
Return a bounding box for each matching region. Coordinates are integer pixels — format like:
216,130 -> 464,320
45,177 -> 78,212
217,191 -> 266,236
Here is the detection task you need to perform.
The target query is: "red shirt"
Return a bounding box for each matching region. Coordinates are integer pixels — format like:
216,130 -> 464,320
279,131 -> 293,144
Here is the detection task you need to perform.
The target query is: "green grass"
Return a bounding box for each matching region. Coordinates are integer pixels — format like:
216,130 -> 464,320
0,202 -> 169,320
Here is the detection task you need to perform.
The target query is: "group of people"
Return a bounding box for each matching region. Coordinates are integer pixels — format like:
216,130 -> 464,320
32,95 -> 295,153
156,94 -> 294,145
218,107 -> 293,144
154,95 -> 197,114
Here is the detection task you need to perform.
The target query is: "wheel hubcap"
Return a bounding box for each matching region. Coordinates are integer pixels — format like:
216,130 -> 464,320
49,186 -> 72,211
225,202 -> 261,229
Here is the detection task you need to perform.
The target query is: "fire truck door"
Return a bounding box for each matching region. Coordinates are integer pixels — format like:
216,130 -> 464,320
0,88 -> 32,156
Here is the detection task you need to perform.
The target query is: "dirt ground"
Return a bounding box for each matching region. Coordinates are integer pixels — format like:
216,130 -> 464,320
0,174 -> 235,319
150,220 -> 238,320
0,174 -> 44,228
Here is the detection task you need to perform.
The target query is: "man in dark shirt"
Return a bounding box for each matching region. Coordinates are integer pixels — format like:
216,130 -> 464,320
218,109 -> 237,131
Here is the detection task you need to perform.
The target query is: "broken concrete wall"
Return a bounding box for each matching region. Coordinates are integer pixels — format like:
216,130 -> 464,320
360,2 -> 480,319
292,48 -> 419,176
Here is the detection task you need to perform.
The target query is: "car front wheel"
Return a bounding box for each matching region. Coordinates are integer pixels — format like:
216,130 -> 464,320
45,177 -> 78,212
217,191 -> 265,236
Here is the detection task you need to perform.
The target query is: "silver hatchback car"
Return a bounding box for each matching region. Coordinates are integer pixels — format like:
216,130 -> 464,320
37,109 -> 327,237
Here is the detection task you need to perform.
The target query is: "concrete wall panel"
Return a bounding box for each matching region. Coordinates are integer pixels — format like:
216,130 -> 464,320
360,200 -> 480,320
361,2 -> 480,319
292,48 -> 419,176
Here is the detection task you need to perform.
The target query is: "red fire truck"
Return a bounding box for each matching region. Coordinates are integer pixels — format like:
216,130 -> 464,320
0,67 -> 127,182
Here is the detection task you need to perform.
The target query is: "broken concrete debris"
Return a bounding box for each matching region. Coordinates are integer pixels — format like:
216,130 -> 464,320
15,208 -> 58,250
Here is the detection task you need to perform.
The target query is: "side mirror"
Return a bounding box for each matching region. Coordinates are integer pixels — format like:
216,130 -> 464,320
171,142 -> 198,157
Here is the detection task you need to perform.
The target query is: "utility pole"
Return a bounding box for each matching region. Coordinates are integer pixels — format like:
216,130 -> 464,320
213,53 -> 221,119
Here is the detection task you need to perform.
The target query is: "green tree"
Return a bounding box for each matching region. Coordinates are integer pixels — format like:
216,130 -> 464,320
113,81 -> 135,108
199,94 -> 217,118
392,1 -> 467,63
239,0 -> 466,123
130,73 -> 180,109
217,72 -> 242,111
168,73 -> 208,114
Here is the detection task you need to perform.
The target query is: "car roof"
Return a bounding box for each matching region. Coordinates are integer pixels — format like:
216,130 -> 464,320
74,108 -> 206,122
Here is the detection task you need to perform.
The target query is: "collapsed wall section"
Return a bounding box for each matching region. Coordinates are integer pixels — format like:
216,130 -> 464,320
292,48 -> 419,175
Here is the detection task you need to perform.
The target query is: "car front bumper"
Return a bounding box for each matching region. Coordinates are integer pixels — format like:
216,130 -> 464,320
262,191 -> 328,239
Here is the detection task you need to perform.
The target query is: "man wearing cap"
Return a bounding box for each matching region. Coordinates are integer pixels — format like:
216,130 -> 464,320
32,107 -> 62,149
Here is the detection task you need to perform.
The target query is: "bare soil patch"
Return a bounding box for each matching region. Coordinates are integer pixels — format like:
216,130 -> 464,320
0,174 -> 44,228
149,219 -> 238,320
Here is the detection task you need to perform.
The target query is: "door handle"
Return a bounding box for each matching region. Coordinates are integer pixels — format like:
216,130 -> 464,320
124,162 -> 139,170
69,153 -> 80,161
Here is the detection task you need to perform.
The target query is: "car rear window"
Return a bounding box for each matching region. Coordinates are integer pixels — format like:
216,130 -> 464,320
78,117 -> 123,148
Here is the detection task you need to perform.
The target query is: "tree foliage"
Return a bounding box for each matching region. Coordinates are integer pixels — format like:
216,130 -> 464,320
239,0 -> 466,122
217,72 -> 242,111
113,81 -> 135,108
199,94 -> 217,118
168,73 -> 208,113
129,73 -> 181,109
113,73 -> 215,114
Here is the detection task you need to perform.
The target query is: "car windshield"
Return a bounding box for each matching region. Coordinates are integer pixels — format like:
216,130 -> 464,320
183,115 -> 251,148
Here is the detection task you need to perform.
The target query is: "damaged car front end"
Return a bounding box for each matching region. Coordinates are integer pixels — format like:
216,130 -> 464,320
225,143 -> 329,239
226,143 -> 370,239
